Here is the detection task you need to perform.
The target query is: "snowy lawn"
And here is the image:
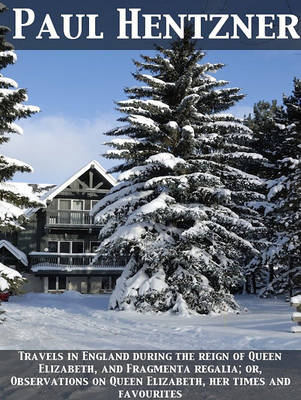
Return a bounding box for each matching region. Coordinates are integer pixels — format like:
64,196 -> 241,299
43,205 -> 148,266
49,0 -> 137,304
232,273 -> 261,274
0,292 -> 299,350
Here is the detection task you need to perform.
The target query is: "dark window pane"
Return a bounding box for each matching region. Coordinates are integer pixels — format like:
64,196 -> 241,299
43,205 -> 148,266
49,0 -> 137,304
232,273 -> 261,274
48,241 -> 58,253
85,200 -> 90,210
60,242 -> 70,253
72,242 -> 84,253
58,276 -> 66,290
48,276 -> 56,290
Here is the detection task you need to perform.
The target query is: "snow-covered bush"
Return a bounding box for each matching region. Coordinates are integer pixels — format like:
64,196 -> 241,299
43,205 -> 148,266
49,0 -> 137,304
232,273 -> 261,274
0,263 -> 26,322
0,263 -> 26,295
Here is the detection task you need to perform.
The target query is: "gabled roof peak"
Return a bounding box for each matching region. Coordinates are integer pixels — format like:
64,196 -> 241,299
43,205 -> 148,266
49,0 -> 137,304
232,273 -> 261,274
41,159 -> 116,202
25,160 -> 116,217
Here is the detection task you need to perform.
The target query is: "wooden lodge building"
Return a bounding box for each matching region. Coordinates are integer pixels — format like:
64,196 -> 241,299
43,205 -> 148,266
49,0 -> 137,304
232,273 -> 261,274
0,160 -> 126,294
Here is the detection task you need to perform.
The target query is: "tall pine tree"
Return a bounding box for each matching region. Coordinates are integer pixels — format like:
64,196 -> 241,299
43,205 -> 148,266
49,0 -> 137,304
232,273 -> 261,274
0,3 -> 40,230
264,79 -> 301,296
93,33 -> 265,314
244,100 -> 285,293
246,79 -> 301,296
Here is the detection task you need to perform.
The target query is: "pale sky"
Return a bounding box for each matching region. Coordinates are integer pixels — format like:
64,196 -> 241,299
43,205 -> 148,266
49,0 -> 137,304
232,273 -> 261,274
3,50 -> 301,184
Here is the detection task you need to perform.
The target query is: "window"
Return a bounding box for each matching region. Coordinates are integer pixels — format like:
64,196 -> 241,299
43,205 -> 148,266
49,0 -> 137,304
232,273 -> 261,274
48,241 -> 58,253
60,241 -> 71,253
48,241 -> 84,253
72,200 -> 84,211
72,242 -> 84,254
59,199 -> 71,210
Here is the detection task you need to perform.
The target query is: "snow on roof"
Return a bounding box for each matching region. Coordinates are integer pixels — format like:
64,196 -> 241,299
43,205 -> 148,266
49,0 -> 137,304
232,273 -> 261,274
25,160 -> 116,217
0,240 -> 28,266
31,265 -> 124,272
42,160 -> 116,201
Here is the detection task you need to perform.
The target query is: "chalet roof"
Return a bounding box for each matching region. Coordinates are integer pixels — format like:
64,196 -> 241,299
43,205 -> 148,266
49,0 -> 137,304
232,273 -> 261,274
41,160 -> 116,202
25,160 -> 116,217
0,240 -> 28,266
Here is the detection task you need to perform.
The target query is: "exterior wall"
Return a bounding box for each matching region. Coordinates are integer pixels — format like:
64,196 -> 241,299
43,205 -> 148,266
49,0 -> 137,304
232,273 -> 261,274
20,273 -> 120,294
22,273 -> 44,293
90,277 -> 103,294
17,213 -> 39,255
67,276 -> 87,293
67,276 -> 115,294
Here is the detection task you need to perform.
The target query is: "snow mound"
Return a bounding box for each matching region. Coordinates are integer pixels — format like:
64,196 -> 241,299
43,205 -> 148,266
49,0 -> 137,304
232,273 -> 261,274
1,294 -> 299,349
61,290 -> 83,298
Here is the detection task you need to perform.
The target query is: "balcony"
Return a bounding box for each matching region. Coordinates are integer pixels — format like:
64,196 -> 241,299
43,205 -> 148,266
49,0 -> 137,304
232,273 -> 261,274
29,252 -> 127,272
46,210 -> 100,229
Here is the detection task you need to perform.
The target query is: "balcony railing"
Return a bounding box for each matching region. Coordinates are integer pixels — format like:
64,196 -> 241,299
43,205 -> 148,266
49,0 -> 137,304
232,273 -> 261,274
46,210 -> 98,226
29,252 -> 128,271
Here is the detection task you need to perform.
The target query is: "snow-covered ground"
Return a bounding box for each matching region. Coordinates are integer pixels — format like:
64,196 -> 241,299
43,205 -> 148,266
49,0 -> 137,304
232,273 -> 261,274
0,292 -> 299,350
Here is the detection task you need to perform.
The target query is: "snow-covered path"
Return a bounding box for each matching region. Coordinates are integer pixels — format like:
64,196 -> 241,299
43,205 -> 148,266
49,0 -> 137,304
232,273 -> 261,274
0,292 -> 299,350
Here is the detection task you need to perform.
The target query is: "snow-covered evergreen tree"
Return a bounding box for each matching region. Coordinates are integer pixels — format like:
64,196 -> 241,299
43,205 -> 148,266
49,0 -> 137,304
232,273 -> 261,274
262,79 -> 301,296
93,32 -> 265,314
246,79 -> 300,296
245,100 -> 283,178
0,3 -> 40,230
244,101 -> 285,292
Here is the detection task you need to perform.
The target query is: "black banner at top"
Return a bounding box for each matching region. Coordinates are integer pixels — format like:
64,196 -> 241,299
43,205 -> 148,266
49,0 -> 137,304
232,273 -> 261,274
2,0 -> 301,50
